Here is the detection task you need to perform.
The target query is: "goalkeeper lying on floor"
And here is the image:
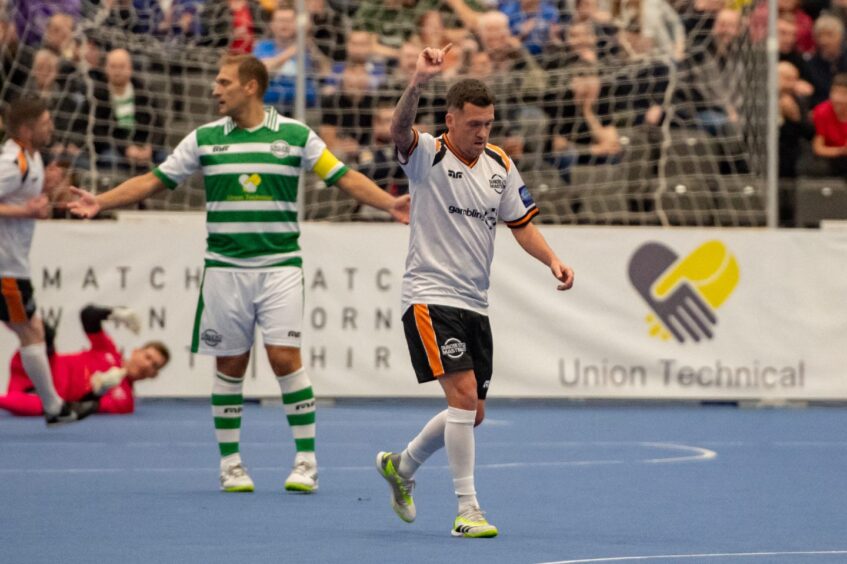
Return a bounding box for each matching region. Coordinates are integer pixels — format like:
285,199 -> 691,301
0,305 -> 169,416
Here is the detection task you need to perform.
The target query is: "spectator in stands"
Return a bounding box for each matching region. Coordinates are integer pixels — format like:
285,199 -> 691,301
811,73 -> 847,175
831,0 -> 847,31
706,8 -> 746,116
613,0 -> 686,61
90,0 -> 164,36
476,10 -> 547,98
474,11 -> 549,164
0,17 -> 27,110
563,0 -> 620,62
92,48 -> 163,173
547,20 -> 621,69
254,7 -> 324,113
778,16 -> 814,98
203,0 -> 261,54
356,100 -> 409,219
352,0 -> 483,56
573,0 -> 614,27
0,305 -> 169,417
324,30 -> 388,95
751,0 -> 815,54
12,0 -> 81,46
806,14 -> 847,108
414,10 -> 464,78
25,48 -> 88,163
499,0 -> 563,58
319,64 -> 378,162
309,0 -> 347,62
41,12 -> 76,63
778,61 -> 814,179
156,0 -> 204,45
543,62 -> 622,184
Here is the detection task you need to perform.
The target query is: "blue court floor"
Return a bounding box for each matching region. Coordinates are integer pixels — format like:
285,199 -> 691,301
2,399 -> 847,564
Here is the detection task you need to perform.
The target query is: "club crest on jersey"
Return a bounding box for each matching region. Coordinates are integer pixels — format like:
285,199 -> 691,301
489,173 -> 506,194
239,173 -> 261,193
270,140 -> 290,158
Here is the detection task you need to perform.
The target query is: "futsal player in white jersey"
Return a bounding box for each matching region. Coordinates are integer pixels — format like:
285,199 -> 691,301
376,45 -> 575,538
0,96 -> 98,426
70,55 -> 410,494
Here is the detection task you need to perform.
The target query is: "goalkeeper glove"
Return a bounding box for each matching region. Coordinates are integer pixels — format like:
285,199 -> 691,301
90,367 -> 127,396
108,307 -> 141,334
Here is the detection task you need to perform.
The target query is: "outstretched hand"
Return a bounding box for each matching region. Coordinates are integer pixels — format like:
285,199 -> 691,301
551,260 -> 575,291
67,186 -> 101,218
413,43 -> 452,86
389,194 -> 411,224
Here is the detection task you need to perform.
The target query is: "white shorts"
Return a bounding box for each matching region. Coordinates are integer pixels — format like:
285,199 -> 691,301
191,267 -> 303,356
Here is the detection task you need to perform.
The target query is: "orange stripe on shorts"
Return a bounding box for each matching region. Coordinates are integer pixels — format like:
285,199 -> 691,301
413,304 -> 445,377
1,278 -> 27,323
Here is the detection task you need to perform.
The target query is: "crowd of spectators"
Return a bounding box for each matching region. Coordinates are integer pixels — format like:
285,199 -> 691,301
0,0 -> 843,224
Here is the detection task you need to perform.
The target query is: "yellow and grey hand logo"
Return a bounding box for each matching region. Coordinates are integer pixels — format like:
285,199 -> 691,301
238,173 -> 261,193
628,240 -> 739,343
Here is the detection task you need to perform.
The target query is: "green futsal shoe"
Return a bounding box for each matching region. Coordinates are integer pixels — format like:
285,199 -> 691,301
375,451 -> 416,522
451,506 -> 498,538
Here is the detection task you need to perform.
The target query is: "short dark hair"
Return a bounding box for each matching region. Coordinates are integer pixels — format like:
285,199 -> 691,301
143,340 -> 171,366
446,79 -> 495,111
833,73 -> 847,90
4,96 -> 49,137
220,54 -> 269,98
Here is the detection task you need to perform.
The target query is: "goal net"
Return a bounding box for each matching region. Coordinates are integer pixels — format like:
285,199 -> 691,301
0,1 -> 768,226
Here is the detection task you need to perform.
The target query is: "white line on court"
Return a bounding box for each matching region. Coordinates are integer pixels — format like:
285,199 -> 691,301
536,550 -> 847,563
0,442 -> 716,474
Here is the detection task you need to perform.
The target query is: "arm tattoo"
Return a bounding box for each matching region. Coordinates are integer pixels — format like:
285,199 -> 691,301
392,83 -> 423,154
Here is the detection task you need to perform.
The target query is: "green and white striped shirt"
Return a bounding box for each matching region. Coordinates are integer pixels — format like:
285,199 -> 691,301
153,107 -> 348,269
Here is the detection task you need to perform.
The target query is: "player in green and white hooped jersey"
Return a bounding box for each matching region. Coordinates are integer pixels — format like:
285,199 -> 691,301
69,54 -> 410,493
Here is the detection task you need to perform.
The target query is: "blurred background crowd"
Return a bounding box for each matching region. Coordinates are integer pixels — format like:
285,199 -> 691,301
1,0 -> 845,226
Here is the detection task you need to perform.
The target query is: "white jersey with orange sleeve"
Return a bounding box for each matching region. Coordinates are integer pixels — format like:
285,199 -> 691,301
0,139 -> 45,278
398,130 -> 539,315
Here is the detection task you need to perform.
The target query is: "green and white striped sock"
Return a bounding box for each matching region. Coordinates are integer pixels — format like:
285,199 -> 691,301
212,372 -> 244,462
276,368 -> 316,464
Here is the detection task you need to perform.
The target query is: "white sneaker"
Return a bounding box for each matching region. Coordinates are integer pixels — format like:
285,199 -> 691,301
285,458 -> 318,493
220,461 -> 254,493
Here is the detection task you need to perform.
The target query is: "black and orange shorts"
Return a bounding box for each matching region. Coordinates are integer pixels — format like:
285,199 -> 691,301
402,303 -> 493,400
0,277 -> 36,324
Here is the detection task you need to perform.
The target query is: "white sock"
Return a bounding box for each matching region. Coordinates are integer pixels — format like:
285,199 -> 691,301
445,406 -> 478,511
19,343 -> 62,415
399,409 -> 447,478
220,452 -> 242,469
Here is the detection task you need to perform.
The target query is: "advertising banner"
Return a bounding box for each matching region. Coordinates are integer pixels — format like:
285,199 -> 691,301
1,216 -> 845,400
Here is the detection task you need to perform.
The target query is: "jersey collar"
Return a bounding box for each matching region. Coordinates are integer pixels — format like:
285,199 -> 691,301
223,106 -> 280,135
442,133 -> 479,168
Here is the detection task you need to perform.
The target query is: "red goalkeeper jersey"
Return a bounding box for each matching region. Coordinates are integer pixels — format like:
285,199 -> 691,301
5,331 -> 135,414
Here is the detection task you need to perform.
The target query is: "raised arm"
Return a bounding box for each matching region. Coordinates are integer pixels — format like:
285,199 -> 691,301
392,44 -> 452,156
511,222 -> 575,291
68,172 -> 166,218
335,169 -> 410,224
